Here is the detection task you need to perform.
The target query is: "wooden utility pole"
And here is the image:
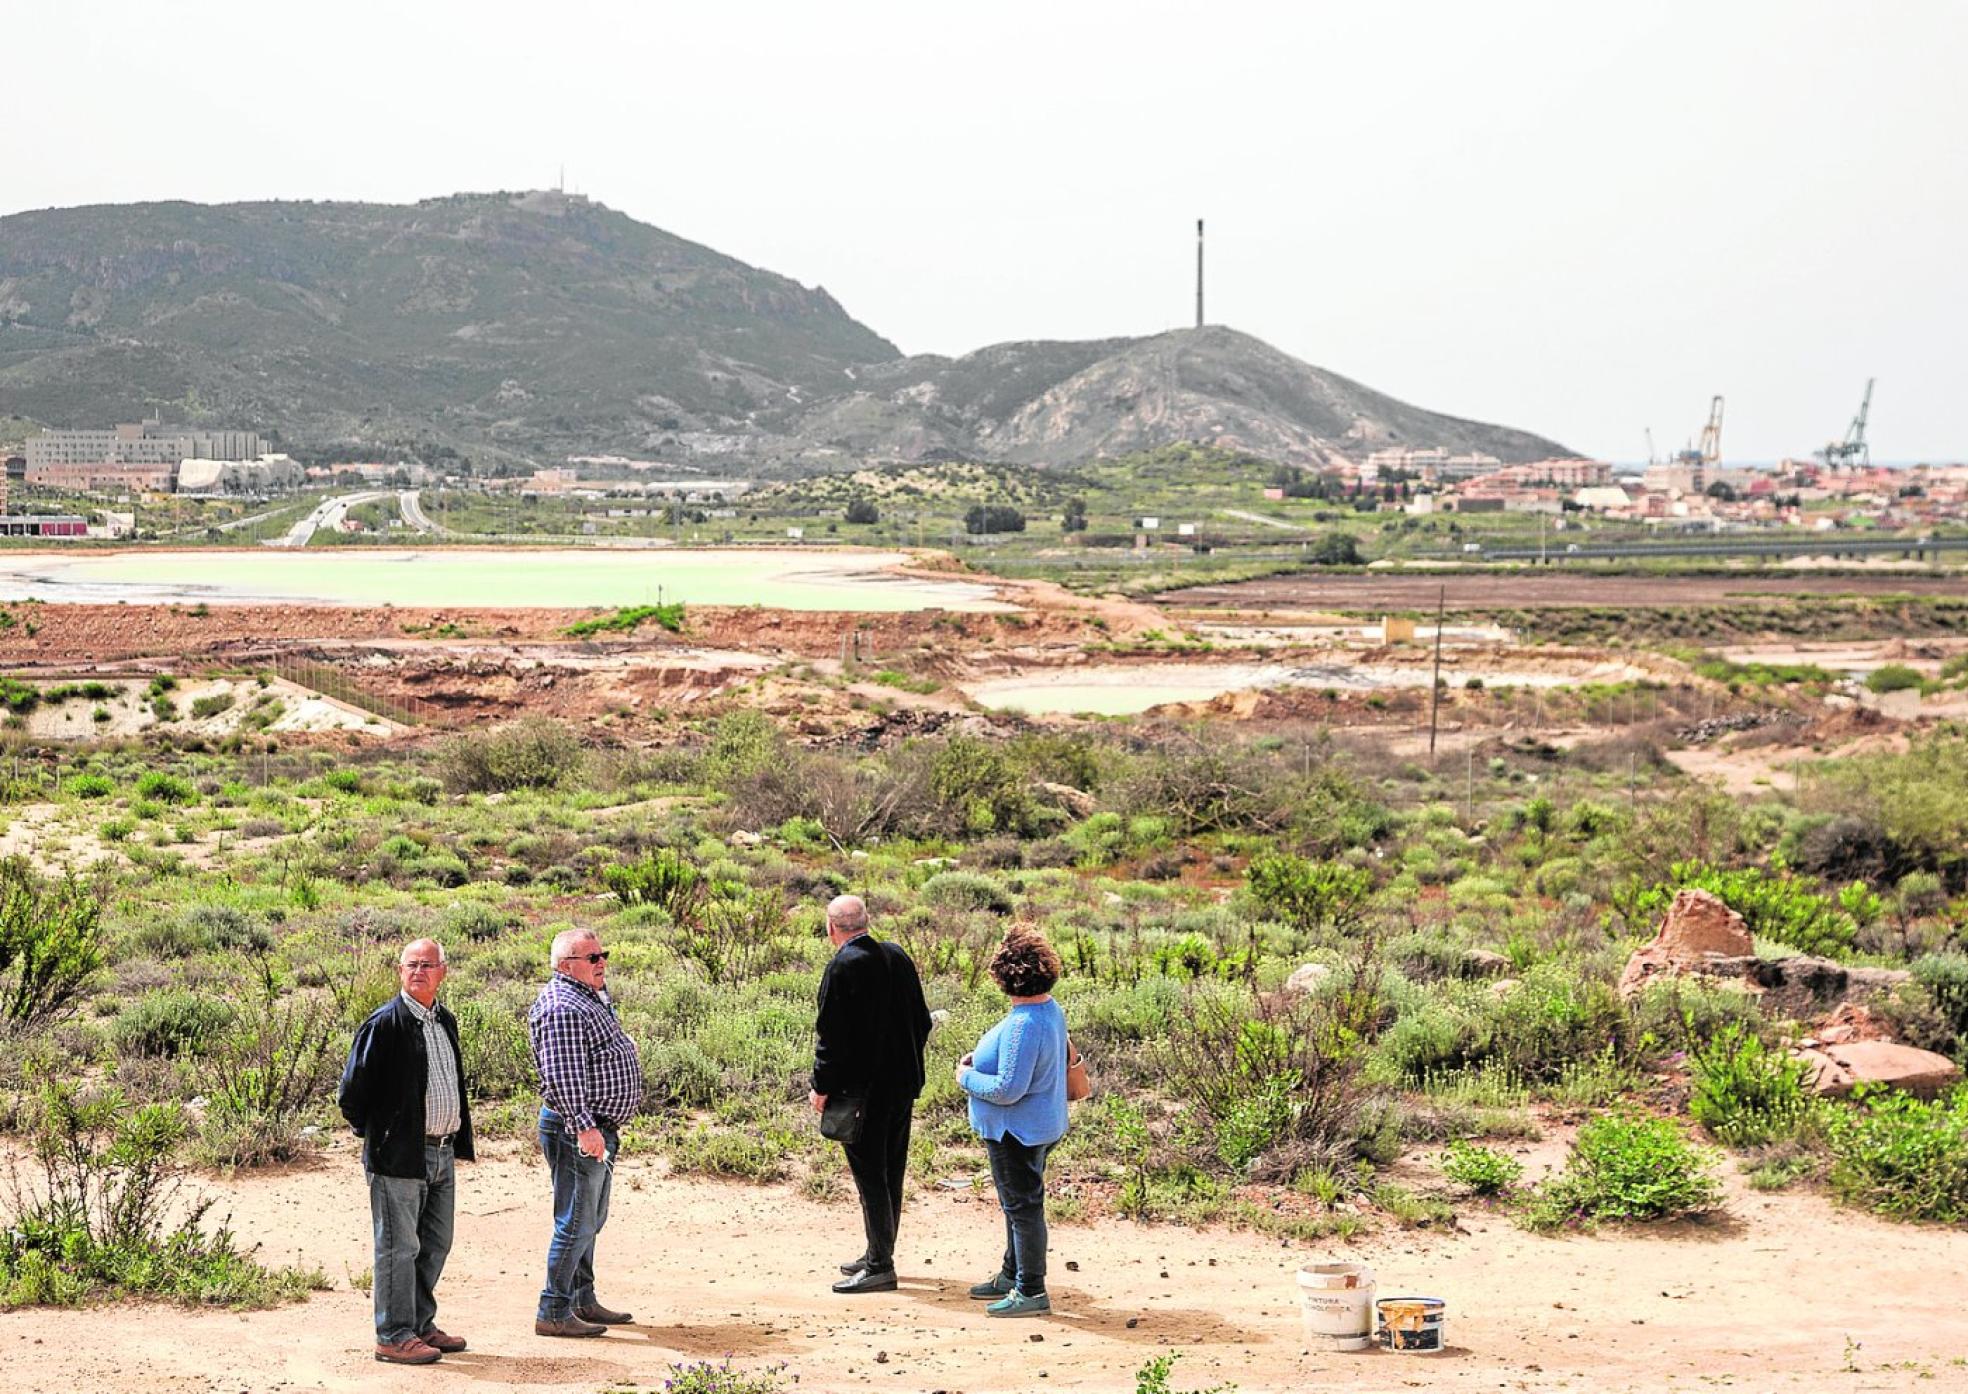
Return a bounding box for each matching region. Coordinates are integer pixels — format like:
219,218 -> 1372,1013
1427,585 -> 1446,761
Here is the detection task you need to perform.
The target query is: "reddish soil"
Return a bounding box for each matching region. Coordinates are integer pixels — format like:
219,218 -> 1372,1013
0,603 -> 1112,668
1168,572 -> 1968,611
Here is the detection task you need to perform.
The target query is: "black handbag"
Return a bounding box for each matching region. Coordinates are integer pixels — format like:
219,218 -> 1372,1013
819,1093 -> 868,1145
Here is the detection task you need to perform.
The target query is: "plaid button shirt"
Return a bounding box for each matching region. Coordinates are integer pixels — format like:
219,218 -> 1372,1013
529,972 -> 643,1134
400,991 -> 462,1137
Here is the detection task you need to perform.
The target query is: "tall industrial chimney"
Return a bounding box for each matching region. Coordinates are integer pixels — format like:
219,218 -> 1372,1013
1195,219 -> 1205,328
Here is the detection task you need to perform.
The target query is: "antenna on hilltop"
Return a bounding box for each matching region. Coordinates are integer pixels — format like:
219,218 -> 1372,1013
557,164 -> 565,193
1195,219 -> 1205,329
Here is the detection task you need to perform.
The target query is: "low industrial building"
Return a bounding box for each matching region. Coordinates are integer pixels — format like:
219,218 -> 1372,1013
0,514 -> 87,537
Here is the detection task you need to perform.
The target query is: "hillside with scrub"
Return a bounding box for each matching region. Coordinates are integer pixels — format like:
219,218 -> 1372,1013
0,709 -> 1965,1365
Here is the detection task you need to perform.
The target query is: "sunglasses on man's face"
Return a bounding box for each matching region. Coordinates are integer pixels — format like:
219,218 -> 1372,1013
562,951 -> 609,965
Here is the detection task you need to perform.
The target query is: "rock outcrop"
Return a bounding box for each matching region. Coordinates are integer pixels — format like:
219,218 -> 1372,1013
1617,890 -> 1754,998
1797,1041 -> 1963,1100
1284,963 -> 1333,997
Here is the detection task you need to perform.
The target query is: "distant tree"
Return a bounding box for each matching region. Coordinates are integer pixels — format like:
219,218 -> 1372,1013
964,504 -> 1027,535
1061,497 -> 1089,533
1706,480 -> 1738,502
844,498 -> 880,525
1309,532 -> 1363,565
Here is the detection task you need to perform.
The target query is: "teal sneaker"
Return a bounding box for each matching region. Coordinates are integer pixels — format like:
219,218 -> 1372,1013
986,1288 -> 1051,1318
968,1272 -> 1015,1300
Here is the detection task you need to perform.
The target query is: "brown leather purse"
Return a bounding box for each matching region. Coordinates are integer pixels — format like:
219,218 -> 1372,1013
1065,1037 -> 1091,1102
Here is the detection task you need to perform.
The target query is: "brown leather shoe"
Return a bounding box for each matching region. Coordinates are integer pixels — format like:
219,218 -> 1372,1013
375,1337 -> 442,1365
576,1301 -> 633,1325
534,1314 -> 607,1338
421,1328 -> 467,1353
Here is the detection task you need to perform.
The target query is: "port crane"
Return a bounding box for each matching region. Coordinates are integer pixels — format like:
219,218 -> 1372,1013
1817,379 -> 1874,469
1673,396 -> 1724,468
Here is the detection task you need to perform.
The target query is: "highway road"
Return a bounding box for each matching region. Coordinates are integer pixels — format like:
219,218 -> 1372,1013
266,491 -> 390,548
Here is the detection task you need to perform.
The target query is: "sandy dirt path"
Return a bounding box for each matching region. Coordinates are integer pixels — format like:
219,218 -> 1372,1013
5,1143 -> 1963,1394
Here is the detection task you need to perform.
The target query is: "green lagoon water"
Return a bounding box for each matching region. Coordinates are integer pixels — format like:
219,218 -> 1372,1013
0,548 -> 1007,612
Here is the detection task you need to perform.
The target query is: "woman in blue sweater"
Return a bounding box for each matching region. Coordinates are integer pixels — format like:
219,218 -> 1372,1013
956,926 -> 1069,1318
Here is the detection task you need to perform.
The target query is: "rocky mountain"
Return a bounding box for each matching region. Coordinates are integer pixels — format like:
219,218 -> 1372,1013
0,191 -> 895,466
814,327 -> 1568,468
0,192 -> 1570,470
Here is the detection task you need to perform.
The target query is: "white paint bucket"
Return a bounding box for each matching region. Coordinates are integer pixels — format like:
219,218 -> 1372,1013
1377,1295 -> 1448,1353
1296,1262 -> 1376,1352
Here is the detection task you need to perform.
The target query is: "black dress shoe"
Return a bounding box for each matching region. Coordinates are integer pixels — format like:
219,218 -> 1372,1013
839,1255 -> 871,1276
831,1267 -> 897,1294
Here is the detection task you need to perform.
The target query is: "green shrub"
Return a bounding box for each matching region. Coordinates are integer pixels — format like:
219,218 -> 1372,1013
182,904 -> 273,955
1522,1113 -> 1721,1229
0,859 -> 107,1032
0,1082 -> 323,1309
1864,664 -> 1923,694
921,870 -> 1014,915
134,772 -> 195,806
194,989 -> 341,1167
930,736 -> 1033,836
64,773 -> 115,800
1439,1139 -> 1524,1195
111,991 -> 235,1059
1244,853 -> 1371,939
1825,1086 -> 1968,1222
189,693 -> 235,719
661,1358 -> 789,1394
1487,965 -> 1630,1082
564,602 -> 686,639
439,717 -> 584,793
1688,1023 -> 1814,1146
0,677 -> 40,713
600,849 -> 704,921
416,853 -> 470,888
1134,1352 -> 1237,1394
1910,954 -> 1968,1048
450,995 -> 536,1101
441,901 -> 513,943
665,1124 -> 792,1181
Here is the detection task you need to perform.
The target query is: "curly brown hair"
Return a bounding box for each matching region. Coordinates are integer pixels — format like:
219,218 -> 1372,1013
987,926 -> 1062,997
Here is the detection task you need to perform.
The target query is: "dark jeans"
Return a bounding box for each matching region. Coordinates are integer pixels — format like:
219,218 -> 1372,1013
536,1108 -> 617,1320
368,1139 -> 456,1344
983,1135 -> 1051,1296
840,1091 -> 913,1271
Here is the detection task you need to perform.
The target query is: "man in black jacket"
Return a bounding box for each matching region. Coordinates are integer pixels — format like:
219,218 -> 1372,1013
809,894 -> 932,1294
338,937 -> 475,1365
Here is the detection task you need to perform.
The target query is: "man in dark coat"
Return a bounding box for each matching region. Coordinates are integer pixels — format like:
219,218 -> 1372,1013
809,894 -> 932,1294
338,937 -> 475,1365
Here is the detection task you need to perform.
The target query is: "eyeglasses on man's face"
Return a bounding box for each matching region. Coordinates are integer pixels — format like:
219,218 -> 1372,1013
401,960 -> 444,972
561,951 -> 609,965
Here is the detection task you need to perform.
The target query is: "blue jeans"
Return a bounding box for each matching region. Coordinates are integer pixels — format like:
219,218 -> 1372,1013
536,1109 -> 617,1320
368,1140 -> 456,1344
983,1135 -> 1051,1296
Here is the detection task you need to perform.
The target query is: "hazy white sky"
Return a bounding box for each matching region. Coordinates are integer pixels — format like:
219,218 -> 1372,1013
3,1 -> 1962,460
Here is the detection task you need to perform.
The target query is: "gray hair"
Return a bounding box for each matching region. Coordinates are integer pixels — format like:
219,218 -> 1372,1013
549,927 -> 599,966
399,937 -> 447,966
826,894 -> 869,933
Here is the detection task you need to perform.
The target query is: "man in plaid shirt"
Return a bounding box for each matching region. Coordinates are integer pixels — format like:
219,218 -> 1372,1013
529,927 -> 643,1338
